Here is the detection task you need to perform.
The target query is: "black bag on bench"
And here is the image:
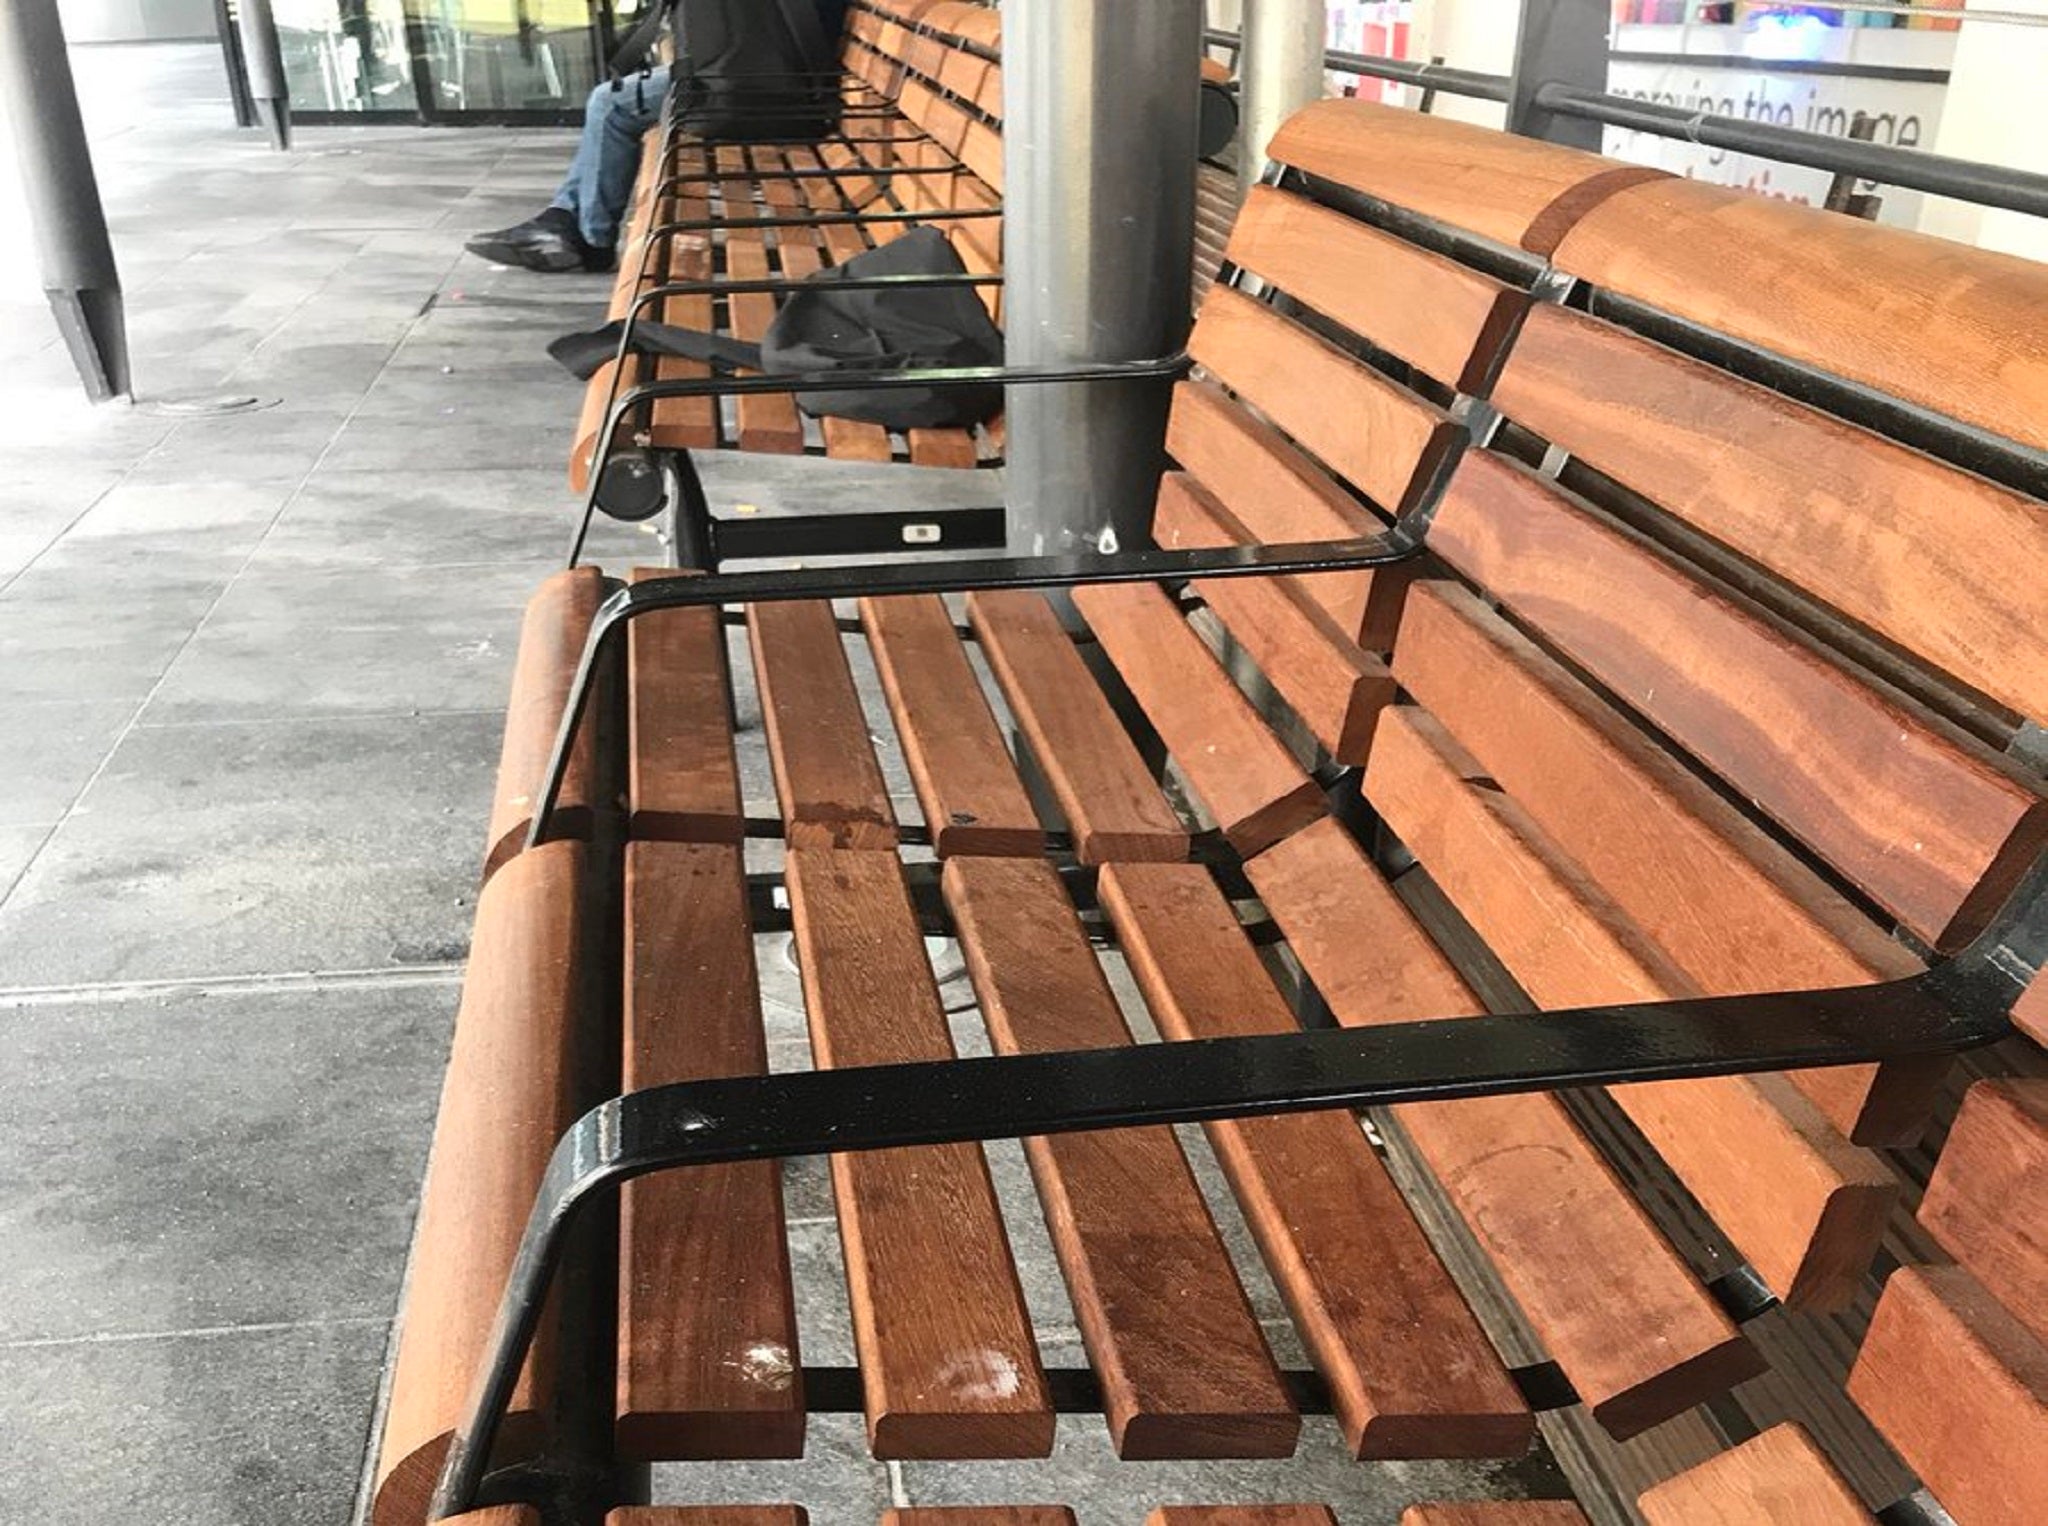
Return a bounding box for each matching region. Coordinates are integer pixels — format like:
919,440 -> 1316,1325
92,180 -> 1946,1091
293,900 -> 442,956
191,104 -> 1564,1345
551,226 -> 1005,431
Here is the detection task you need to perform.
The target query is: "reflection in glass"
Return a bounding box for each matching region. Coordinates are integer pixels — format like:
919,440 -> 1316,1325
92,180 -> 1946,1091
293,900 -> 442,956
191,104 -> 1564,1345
274,0 -> 420,113
264,1 -> 612,118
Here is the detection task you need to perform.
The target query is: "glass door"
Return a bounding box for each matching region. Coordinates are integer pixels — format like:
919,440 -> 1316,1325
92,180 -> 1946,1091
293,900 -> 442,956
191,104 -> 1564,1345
224,0 -> 625,124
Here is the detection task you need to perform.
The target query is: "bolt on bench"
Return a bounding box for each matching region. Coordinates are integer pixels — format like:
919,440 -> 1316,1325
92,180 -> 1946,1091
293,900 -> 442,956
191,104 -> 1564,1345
379,99 -> 2048,1526
570,0 -> 1014,561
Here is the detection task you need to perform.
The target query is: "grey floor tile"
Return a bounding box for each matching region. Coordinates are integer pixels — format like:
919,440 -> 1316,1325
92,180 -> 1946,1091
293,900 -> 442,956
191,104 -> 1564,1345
57,477 -> 294,549
317,415 -> 581,474
250,467 -> 580,571
133,409 -> 353,482
895,1402 -> 1568,1521
0,710 -> 500,984
648,1412 -> 894,1526
0,559 -> 228,705
144,559 -> 544,723
0,823 -> 52,900
0,1318 -> 388,1526
0,980 -> 451,1342
0,698 -> 137,825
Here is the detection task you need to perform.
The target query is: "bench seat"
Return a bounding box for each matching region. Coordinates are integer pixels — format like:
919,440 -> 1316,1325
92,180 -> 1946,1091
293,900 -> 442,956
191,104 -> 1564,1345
387,99 -> 2048,1526
571,0 -> 1007,495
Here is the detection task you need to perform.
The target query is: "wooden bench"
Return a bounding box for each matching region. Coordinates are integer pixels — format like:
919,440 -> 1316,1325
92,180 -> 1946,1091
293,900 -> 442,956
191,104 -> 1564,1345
384,99 -> 2048,1526
569,0 -> 1009,545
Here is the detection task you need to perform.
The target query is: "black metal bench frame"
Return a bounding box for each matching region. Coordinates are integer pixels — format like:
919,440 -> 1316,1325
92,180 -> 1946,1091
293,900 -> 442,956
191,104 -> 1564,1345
430,485 -> 2045,1524
573,23 -> 1023,570
429,514 -> 2040,1522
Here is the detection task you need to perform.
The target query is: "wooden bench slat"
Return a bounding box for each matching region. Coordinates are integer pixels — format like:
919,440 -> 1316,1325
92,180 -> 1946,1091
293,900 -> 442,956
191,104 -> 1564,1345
644,176 -> 721,452
1266,97 -> 1665,255
724,168 -> 807,457
957,115 -> 1002,191
1393,580 -> 1938,1147
1098,860 -> 1536,1460
1165,379 -> 1411,651
786,848 -> 1054,1458
1151,1510 -> 1338,1526
883,1511 -> 1072,1526
1429,450 -> 2048,951
572,134 -> 684,489
1189,284 -> 1452,516
1401,1507 -> 1592,1526
964,590 -> 1187,864
1847,1265 -> 2048,1526
2019,972 -> 2048,1048
1638,1423 -> 1873,1526
1224,184 -> 1519,390
747,599 -> 898,850
859,594 -> 1043,856
627,568 -> 743,844
373,842 -> 586,1526
486,567 -> 605,879
1918,1079 -> 2048,1346
1492,303 -> 2048,725
779,145 -> 900,463
906,426 -> 982,468
1550,174 -> 2048,453
1246,816 -> 1763,1439
1073,581 -> 1325,857
945,856 -> 1298,1458
760,147 -> 926,463
1365,704 -> 1896,1311
618,842 -> 802,1459
1154,472 -> 1395,764
608,1511 -> 808,1526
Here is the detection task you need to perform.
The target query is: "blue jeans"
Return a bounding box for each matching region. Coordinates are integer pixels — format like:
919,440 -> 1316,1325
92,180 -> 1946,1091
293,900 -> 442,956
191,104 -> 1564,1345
550,67 -> 671,250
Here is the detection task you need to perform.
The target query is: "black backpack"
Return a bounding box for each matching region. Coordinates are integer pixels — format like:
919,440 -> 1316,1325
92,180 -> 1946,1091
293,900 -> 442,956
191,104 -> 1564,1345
550,226 -> 1005,431
611,0 -> 848,143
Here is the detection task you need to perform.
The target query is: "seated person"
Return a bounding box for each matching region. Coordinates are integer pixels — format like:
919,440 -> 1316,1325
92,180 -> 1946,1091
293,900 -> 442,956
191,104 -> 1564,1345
467,67 -> 672,273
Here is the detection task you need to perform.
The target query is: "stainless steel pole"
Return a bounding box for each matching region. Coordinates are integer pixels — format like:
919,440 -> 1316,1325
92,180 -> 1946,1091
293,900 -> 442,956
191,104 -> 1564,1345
237,0 -> 293,149
1002,0 -> 1204,560
0,0 -> 130,402
1238,0 -> 1326,193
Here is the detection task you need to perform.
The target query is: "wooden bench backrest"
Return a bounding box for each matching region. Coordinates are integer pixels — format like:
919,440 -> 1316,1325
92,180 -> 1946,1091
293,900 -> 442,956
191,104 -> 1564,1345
1128,95 -> 2048,1525
842,1 -> 1003,283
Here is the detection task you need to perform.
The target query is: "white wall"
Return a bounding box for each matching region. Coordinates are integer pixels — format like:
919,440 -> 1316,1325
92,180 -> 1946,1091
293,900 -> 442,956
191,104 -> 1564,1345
1919,0 -> 2048,260
1408,0 -> 1516,127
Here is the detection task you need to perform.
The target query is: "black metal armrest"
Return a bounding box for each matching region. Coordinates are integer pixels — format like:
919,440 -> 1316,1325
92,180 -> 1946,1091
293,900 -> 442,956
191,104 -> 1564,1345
529,528 -> 1413,851
430,883 -> 2041,1520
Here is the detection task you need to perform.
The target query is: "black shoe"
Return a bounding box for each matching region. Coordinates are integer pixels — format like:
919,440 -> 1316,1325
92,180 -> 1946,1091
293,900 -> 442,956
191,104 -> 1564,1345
465,207 -> 614,273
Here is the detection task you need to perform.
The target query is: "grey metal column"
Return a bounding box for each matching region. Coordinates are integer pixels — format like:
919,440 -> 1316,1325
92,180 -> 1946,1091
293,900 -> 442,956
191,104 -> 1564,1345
237,0 -> 293,149
0,0 -> 130,402
1238,0 -> 1326,193
1002,0 -> 1204,559
1505,0 -> 1608,151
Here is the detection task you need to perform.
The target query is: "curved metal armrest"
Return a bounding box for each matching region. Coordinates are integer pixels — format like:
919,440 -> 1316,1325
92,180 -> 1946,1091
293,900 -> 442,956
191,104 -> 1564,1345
430,936 -> 2034,1519
528,528 -> 1418,851
606,354 -> 1188,411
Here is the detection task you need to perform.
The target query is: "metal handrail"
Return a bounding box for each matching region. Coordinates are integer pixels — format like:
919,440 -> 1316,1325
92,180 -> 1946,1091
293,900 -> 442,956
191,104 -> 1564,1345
1537,84 -> 2048,219
1202,26 -> 2048,216
1202,25 -> 1510,104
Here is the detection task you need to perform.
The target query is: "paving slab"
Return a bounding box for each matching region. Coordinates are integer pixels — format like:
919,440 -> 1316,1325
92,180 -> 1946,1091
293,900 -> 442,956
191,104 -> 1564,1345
143,558 -> 545,724
0,1317 -> 389,1526
649,1413 -> 896,1526
893,1394 -> 1571,1522
0,710 -> 500,985
0,979 -> 451,1343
